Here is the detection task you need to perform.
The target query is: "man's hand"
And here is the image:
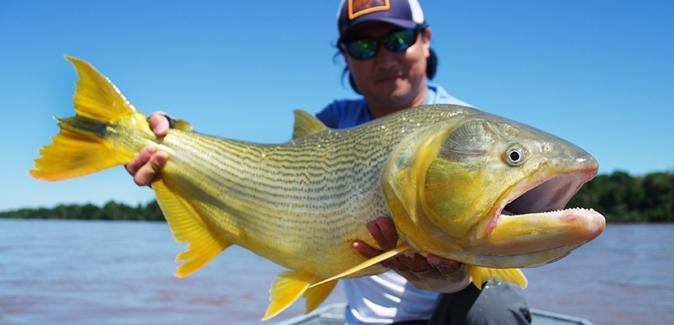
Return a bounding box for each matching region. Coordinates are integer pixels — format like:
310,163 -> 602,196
353,217 -> 470,292
125,112 -> 172,186
353,217 -> 428,272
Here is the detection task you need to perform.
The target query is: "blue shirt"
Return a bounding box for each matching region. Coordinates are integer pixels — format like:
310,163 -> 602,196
316,83 -> 470,129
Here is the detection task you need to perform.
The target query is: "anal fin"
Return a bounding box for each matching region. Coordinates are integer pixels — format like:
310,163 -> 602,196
152,179 -> 230,277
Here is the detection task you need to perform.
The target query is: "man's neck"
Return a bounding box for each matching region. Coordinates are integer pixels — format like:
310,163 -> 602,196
367,85 -> 428,119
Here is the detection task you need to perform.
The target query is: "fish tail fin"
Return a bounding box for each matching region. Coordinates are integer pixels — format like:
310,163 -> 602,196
469,266 -> 528,289
29,56 -> 155,181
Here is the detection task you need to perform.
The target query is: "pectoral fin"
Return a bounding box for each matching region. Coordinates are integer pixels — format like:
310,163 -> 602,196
310,243 -> 413,288
468,266 -> 528,289
153,179 -> 231,277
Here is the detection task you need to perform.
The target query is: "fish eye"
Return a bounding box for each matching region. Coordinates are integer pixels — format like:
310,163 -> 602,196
505,146 -> 525,166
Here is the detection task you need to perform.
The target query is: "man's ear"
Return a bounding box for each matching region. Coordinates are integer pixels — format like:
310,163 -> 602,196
422,27 -> 432,58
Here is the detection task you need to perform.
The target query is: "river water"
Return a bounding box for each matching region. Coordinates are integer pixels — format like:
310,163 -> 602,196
0,220 -> 671,325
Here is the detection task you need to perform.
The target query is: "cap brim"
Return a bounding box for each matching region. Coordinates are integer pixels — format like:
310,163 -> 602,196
340,16 -> 419,41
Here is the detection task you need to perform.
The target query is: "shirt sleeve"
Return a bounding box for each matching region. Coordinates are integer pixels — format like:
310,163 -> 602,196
315,103 -> 339,128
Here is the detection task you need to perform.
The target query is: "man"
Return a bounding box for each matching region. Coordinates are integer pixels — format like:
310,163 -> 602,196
127,1 -> 531,324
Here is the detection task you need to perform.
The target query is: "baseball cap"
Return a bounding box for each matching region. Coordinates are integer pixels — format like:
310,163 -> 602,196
337,0 -> 426,41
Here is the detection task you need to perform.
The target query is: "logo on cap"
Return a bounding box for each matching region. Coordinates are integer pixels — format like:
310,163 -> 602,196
348,0 -> 391,20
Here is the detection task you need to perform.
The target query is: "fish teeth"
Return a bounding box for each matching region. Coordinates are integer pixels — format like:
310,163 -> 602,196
562,207 -> 596,212
502,207 -> 596,216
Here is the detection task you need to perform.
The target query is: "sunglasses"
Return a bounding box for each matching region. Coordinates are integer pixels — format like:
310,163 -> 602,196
339,26 -> 424,60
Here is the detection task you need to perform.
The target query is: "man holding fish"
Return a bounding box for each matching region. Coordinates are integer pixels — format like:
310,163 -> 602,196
126,0 -> 531,324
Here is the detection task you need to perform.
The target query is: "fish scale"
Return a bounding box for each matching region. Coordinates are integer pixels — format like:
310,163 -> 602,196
156,107 -> 464,277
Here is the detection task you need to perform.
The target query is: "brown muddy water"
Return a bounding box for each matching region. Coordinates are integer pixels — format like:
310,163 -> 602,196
0,220 -> 671,325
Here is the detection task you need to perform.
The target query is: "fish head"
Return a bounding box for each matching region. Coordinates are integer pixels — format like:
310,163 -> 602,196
382,112 -> 605,268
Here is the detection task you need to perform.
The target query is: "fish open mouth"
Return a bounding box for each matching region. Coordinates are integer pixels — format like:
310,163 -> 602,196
504,171 -> 590,216
465,166 -> 605,267
474,165 -> 606,268
477,164 -> 605,247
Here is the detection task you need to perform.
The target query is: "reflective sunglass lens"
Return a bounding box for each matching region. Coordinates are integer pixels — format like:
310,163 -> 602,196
384,29 -> 416,52
343,28 -> 420,60
348,39 -> 377,59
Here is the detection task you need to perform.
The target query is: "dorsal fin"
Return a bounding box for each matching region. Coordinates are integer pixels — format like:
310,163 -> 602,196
172,119 -> 194,131
292,110 -> 327,139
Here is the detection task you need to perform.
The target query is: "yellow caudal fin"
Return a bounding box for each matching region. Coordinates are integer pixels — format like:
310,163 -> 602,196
153,179 -> 231,277
263,271 -> 315,321
30,56 -> 154,181
30,126 -> 131,181
310,243 -> 412,288
292,109 -> 328,139
303,279 -> 338,315
469,266 -> 528,290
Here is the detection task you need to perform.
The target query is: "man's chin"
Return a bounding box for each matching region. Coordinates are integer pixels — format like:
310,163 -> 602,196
378,85 -> 411,99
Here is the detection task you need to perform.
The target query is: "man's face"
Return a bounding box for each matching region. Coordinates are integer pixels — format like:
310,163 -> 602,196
342,21 -> 431,113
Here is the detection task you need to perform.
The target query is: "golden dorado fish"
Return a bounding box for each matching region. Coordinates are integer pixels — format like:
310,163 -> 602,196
31,57 -> 606,320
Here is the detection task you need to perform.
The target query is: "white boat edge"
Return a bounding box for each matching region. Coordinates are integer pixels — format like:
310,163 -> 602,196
275,303 -> 596,325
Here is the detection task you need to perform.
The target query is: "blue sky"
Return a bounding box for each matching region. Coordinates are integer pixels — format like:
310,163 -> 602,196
1,1 -> 672,211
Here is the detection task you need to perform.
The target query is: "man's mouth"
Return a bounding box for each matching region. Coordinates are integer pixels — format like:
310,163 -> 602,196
374,72 -> 403,83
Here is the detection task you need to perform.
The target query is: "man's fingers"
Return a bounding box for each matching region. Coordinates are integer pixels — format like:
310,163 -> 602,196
147,112 -> 171,137
352,241 -> 382,259
132,151 -> 169,186
352,241 -> 395,269
365,220 -> 387,249
359,218 -> 460,275
427,254 -> 461,275
127,111 -> 171,187
361,217 -> 428,272
399,254 -> 429,273
125,146 -> 156,175
372,217 -> 399,250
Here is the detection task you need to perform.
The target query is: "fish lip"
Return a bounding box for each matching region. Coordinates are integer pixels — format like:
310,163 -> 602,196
477,164 -> 598,239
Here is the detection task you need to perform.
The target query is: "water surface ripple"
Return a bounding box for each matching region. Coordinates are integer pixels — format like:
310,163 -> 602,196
0,220 -> 671,325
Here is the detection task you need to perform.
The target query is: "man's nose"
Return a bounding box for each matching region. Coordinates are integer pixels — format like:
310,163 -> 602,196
372,44 -> 397,69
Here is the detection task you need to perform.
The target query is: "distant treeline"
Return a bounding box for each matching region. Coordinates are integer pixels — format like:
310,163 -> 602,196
0,200 -> 164,221
2,171 -> 672,222
567,170 -> 673,222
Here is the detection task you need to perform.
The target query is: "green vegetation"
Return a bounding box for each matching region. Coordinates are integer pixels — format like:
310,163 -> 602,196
2,171 -> 673,222
567,170 -> 674,222
0,200 -> 164,221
